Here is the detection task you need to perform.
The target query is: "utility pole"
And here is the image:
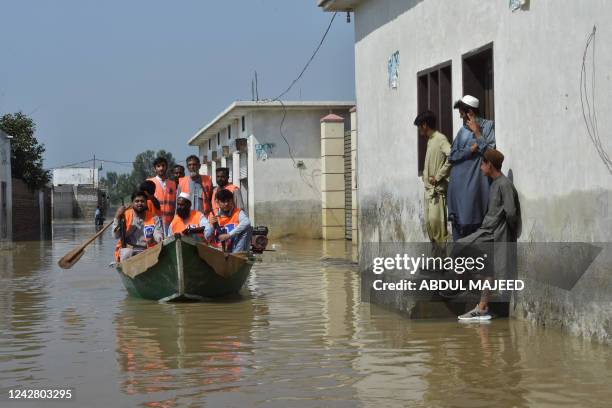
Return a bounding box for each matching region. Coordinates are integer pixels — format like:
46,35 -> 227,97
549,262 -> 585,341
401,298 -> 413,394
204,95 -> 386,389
93,154 -> 96,187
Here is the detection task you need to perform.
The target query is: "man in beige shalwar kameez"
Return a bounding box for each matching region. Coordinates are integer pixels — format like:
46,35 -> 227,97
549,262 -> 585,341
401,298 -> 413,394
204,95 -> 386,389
414,111 -> 452,245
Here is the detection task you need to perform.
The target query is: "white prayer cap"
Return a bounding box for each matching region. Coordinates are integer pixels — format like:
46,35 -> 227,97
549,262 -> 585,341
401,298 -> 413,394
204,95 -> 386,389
178,192 -> 191,202
460,95 -> 479,108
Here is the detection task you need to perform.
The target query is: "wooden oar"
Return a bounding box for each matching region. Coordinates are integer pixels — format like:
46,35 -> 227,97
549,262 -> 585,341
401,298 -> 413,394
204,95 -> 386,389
58,205 -> 131,269
57,220 -> 114,269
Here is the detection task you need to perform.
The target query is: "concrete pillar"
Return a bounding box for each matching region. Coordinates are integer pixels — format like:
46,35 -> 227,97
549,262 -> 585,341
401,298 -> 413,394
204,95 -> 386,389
211,160 -> 217,186
350,107 -> 358,248
321,114 -> 345,240
232,151 -> 240,185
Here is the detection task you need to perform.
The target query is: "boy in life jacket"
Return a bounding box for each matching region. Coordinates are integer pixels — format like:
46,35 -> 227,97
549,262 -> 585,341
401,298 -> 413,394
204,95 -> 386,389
147,156 -> 177,237
113,190 -> 163,262
139,180 -> 162,219
169,192 -> 211,241
206,189 -> 252,253
211,167 -> 244,214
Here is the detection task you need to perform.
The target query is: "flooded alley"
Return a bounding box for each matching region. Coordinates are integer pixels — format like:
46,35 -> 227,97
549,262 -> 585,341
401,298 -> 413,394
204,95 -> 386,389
1,221 -> 612,407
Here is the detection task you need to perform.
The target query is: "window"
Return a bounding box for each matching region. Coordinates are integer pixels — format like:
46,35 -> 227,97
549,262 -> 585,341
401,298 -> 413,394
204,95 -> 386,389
217,132 -> 220,145
228,125 -> 231,140
462,43 -> 494,120
416,61 -> 452,175
241,116 -> 245,132
208,139 -> 211,150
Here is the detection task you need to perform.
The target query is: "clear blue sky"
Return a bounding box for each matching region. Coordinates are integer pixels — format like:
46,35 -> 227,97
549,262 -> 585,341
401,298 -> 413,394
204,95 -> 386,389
0,0 -> 355,175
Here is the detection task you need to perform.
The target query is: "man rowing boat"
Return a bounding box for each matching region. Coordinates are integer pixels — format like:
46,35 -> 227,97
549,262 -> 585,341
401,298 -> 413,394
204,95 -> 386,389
113,191 -> 163,262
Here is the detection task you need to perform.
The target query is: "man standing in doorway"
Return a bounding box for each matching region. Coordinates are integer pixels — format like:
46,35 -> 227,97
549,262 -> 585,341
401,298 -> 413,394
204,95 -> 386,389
414,110 -> 451,246
176,155 -> 213,217
448,95 -> 496,241
211,167 -> 244,214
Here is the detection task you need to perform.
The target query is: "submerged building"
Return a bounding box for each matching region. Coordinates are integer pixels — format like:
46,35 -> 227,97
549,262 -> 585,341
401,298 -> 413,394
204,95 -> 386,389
317,0 -> 612,342
0,130 -> 13,243
188,101 -> 354,239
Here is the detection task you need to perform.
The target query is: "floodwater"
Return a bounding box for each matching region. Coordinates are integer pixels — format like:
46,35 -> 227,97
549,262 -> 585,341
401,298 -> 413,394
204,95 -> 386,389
1,222 -> 611,408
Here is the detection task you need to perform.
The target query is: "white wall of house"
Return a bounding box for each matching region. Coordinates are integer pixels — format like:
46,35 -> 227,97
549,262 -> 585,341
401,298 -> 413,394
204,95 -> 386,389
250,109 -> 334,239
353,0 -> 612,243
0,131 -> 13,242
52,168 -> 99,187
349,0 -> 612,341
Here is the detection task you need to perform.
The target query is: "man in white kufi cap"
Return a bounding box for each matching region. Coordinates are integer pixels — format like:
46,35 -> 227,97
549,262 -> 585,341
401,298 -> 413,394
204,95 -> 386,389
447,95 -> 496,240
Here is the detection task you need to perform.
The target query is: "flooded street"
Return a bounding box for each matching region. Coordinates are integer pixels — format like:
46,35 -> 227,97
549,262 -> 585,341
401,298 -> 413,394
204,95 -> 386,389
1,222 -> 611,407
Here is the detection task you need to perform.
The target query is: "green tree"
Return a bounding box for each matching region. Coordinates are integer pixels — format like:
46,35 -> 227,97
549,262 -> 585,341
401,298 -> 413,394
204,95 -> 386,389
100,150 -> 178,204
0,112 -> 50,190
131,150 -> 177,182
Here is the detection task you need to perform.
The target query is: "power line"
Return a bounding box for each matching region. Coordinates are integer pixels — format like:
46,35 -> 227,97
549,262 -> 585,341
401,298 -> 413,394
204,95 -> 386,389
273,12 -> 338,101
258,12 -> 338,173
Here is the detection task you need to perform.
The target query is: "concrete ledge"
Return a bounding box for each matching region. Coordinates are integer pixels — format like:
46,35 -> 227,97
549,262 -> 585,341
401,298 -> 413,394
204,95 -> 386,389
323,226 -> 345,240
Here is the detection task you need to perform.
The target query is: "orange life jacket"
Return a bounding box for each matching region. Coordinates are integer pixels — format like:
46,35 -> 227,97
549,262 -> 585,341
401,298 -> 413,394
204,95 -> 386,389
178,175 -> 213,216
211,184 -> 240,214
114,208 -> 158,262
147,199 -> 162,218
169,210 -> 205,240
208,208 -> 241,248
147,177 -> 177,226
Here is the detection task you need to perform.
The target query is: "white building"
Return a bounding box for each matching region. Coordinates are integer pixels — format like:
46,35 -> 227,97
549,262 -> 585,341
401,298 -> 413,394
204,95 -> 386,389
188,101 -> 354,239
318,0 -> 612,342
52,167 -> 99,187
0,130 -> 13,243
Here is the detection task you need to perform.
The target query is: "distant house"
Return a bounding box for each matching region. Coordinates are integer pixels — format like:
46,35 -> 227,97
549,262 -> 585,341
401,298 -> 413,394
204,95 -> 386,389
188,101 -> 354,239
52,167 -> 105,219
0,130 -> 13,243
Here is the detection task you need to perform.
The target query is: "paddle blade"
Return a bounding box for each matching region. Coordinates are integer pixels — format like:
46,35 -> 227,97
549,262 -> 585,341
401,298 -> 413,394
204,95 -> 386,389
58,247 -> 85,269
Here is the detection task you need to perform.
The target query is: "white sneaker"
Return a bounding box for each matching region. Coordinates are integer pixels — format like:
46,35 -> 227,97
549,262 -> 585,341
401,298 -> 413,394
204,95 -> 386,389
458,304 -> 492,321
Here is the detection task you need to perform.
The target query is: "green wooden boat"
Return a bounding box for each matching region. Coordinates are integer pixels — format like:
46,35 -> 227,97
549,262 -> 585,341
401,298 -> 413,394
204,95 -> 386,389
115,236 -> 254,301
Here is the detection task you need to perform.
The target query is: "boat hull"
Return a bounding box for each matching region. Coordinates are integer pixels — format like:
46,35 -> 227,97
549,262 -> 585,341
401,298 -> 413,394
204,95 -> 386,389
115,236 -> 253,301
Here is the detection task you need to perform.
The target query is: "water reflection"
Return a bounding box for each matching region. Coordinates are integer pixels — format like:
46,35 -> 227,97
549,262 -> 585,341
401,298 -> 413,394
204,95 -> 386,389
114,295 -> 267,407
0,224 -> 611,408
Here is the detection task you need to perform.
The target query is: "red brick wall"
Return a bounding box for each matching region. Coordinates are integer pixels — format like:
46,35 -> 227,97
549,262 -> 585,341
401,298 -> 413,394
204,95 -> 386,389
12,178 -> 51,241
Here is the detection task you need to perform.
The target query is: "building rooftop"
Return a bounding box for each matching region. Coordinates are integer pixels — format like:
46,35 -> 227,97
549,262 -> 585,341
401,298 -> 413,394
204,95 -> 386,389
317,0 -> 361,11
188,100 -> 355,146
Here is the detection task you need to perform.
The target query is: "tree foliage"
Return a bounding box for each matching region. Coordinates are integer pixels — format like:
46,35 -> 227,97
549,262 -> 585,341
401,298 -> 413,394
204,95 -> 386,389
100,149 -> 178,204
0,112 -> 50,190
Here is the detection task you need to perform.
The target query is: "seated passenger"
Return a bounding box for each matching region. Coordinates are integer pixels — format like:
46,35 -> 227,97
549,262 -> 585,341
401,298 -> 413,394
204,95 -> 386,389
113,191 -> 163,262
169,192 -> 210,241
206,189 -> 252,253
139,180 -> 162,219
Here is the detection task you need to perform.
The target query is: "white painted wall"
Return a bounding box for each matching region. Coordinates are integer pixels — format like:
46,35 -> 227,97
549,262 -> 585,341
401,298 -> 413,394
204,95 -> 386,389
251,109 -> 349,238
350,0 -> 612,341
52,168 -> 99,187
0,131 -> 13,242
353,0 -> 612,243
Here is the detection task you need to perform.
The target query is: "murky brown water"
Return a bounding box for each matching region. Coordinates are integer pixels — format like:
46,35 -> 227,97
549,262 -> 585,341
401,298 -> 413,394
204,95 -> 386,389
1,221 -> 612,407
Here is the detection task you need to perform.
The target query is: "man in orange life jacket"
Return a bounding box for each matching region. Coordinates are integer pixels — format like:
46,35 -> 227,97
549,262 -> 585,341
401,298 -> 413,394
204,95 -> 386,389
113,191 -> 163,262
172,164 -> 185,184
147,157 -> 177,236
169,192 -> 211,241
176,155 -> 213,216
211,167 -> 244,214
206,189 -> 252,253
